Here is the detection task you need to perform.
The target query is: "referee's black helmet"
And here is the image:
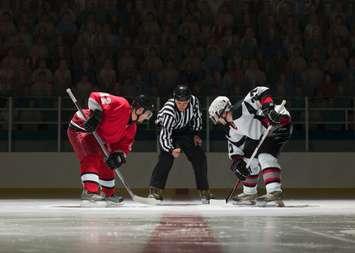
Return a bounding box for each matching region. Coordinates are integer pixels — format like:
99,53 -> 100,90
173,85 -> 191,101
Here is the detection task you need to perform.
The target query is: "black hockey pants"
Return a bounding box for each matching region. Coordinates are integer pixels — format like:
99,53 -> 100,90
149,130 -> 209,190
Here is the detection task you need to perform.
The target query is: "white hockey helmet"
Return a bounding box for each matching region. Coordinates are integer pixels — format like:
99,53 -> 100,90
208,96 -> 232,124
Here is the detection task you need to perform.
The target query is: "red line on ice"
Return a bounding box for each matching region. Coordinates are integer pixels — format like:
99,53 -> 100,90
143,213 -> 223,253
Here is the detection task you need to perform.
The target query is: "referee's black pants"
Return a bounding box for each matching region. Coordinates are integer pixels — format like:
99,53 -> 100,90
149,133 -> 209,190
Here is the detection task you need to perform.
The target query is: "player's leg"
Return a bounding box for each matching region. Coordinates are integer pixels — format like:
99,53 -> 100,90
256,138 -> 284,206
233,158 -> 260,205
99,160 -> 123,206
255,124 -> 292,207
148,150 -> 174,200
79,156 -> 100,194
67,129 -> 105,205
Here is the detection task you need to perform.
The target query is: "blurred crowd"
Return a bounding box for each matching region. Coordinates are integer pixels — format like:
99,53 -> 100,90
0,0 -> 355,102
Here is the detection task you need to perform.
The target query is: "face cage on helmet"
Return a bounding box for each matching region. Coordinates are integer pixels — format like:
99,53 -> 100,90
210,103 -> 232,124
137,107 -> 153,120
144,110 -> 153,120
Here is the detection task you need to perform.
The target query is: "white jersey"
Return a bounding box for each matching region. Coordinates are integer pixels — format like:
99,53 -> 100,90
227,86 -> 290,159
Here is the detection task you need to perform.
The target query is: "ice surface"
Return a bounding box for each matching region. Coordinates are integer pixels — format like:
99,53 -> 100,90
0,199 -> 355,253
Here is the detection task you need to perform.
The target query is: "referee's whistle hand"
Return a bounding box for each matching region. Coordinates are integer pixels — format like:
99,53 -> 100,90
171,148 -> 181,158
193,135 -> 202,146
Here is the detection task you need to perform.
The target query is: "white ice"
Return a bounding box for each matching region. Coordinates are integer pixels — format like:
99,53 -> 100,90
0,199 -> 355,253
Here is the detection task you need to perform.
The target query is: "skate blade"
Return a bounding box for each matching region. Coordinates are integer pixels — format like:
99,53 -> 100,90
232,200 -> 256,206
256,200 -> 285,207
80,200 -> 107,208
105,201 -> 124,208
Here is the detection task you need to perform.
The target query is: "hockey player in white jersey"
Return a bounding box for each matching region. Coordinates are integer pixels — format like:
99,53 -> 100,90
208,86 -> 292,206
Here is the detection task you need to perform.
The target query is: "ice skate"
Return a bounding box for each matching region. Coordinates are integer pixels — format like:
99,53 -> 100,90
199,190 -> 213,204
105,194 -> 124,207
148,187 -> 164,201
256,191 -> 285,207
80,191 -> 106,207
232,192 -> 257,205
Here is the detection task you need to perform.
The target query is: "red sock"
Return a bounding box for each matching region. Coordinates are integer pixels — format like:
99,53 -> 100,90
83,181 -> 100,193
101,187 -> 114,197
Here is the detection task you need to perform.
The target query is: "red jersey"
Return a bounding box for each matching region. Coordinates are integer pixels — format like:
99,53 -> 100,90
70,92 -> 137,154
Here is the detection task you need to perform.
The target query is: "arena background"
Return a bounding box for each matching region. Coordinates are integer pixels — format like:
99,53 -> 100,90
1,1 -> 355,253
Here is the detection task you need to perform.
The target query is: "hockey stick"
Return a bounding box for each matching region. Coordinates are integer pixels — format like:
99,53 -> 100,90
225,100 -> 286,203
66,88 -> 161,205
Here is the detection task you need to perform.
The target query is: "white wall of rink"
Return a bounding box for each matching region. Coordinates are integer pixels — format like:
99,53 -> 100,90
0,152 -> 354,188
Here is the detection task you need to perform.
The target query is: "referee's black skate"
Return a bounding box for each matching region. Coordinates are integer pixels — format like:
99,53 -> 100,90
256,191 -> 285,207
148,187 -> 164,201
199,190 -> 213,204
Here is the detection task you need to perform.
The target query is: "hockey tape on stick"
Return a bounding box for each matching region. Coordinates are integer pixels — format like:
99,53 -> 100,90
66,88 -> 161,205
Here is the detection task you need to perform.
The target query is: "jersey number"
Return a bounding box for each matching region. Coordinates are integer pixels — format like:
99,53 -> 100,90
100,96 -> 111,105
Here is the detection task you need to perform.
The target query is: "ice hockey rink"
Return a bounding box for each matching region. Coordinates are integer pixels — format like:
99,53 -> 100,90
1,199 -> 355,253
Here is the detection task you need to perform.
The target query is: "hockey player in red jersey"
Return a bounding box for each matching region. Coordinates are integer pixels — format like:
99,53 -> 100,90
208,86 -> 292,206
67,92 -> 154,206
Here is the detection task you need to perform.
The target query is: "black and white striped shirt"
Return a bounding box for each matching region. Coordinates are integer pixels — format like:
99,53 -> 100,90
156,95 -> 202,152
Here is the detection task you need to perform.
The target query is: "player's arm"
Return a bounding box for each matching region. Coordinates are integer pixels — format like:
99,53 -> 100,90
227,139 -> 250,181
159,114 -> 176,153
105,131 -> 135,169
83,92 -> 108,132
246,87 -> 287,125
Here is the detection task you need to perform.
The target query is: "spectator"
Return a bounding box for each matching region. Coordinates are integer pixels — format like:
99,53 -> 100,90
158,59 -> 178,98
244,59 -> 266,88
57,11 -> 78,35
72,59 -> 97,85
14,57 -> 31,95
325,48 -> 346,81
30,71 -> 53,96
117,49 -> 136,80
0,11 -> 17,38
204,45 -> 224,73
222,59 -> 244,92
30,37 -> 49,65
303,60 -> 324,97
0,58 -> 15,95
0,0 -> 353,100
288,46 -> 307,79
317,72 -> 337,97
54,59 -> 72,95
330,14 -> 349,41
240,27 -> 258,59
32,59 -> 53,84
98,59 -> 116,90
75,74 -> 95,106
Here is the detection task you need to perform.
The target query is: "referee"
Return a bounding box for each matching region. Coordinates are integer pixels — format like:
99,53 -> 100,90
148,85 -> 212,204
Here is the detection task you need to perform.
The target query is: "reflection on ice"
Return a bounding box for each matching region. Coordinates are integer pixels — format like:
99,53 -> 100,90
0,199 -> 354,253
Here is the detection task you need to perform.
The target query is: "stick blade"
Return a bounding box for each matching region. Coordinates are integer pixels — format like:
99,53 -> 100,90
132,195 -> 162,205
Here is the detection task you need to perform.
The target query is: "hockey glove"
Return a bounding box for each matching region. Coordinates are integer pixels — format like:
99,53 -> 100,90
270,124 -> 292,145
261,103 -> 282,125
83,109 -> 102,132
230,155 -> 250,181
105,151 -> 126,169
